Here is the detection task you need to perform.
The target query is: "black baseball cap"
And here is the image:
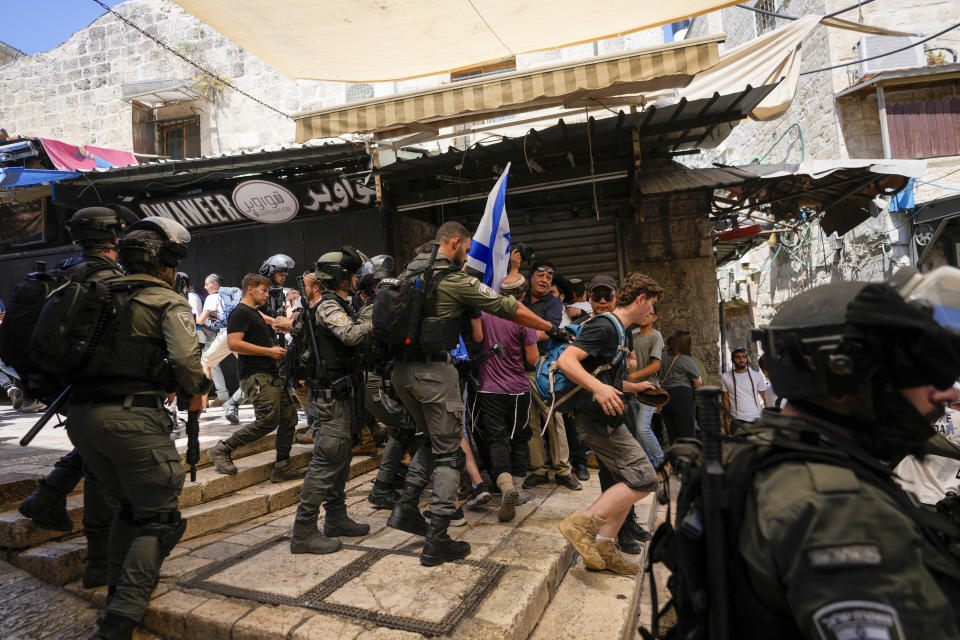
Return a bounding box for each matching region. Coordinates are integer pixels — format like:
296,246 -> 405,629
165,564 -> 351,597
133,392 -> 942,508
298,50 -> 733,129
732,346 -> 747,356
588,275 -> 617,291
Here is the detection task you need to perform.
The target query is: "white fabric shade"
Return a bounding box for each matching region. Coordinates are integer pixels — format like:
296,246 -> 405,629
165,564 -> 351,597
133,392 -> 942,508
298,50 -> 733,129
170,0 -> 745,81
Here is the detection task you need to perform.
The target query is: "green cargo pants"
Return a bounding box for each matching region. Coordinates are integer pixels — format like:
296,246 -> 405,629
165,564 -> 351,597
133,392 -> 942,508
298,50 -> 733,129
66,398 -> 184,624
295,392 -> 355,528
392,361 -> 464,518
225,372 -> 298,459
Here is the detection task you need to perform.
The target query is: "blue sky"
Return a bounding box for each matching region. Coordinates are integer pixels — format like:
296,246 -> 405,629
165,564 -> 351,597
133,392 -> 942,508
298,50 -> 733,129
2,0 -> 126,55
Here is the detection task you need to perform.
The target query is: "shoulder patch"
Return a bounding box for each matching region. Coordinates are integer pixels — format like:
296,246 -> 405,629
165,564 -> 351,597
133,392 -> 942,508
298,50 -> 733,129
805,462 -> 860,494
477,282 -> 497,299
177,311 -> 197,337
813,601 -> 904,640
806,544 -> 882,570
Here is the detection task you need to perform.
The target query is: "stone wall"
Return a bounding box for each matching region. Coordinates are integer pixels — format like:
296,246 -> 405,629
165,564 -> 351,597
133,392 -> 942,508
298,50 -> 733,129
0,0 -> 675,158
624,190 -> 721,378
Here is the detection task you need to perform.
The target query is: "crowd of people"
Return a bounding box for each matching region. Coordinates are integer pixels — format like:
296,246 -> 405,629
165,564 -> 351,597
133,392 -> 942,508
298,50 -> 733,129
11,204 -> 960,640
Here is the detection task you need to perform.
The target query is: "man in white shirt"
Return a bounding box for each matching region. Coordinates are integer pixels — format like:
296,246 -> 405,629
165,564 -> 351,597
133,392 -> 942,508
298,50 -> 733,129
198,274 -> 233,405
721,347 -> 768,425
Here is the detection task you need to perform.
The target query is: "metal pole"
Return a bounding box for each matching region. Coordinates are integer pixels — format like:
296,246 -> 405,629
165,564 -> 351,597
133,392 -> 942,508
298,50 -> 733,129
878,85 -> 892,159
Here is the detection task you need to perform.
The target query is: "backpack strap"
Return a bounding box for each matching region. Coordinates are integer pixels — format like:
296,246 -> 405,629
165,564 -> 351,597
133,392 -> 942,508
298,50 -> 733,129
540,313 -> 628,435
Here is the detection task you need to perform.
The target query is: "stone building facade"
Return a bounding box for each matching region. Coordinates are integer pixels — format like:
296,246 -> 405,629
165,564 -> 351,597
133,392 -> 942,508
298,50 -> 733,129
0,0 -> 671,157
686,0 -> 960,365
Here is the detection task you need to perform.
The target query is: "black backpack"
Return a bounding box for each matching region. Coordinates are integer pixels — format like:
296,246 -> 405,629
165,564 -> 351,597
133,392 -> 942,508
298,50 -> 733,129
371,244 -> 455,350
279,302 -> 318,384
30,275 -> 153,377
0,261 -> 71,380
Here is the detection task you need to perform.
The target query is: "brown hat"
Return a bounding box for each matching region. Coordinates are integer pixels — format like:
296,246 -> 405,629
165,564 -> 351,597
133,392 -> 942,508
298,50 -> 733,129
588,275 -> 617,291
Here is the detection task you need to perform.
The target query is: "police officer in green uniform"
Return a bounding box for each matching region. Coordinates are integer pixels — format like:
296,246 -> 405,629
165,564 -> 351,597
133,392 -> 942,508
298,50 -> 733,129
386,221 -> 566,566
696,269 -> 960,639
290,247 -> 372,554
357,255 -> 422,508
66,217 -> 211,640
18,206 -> 136,589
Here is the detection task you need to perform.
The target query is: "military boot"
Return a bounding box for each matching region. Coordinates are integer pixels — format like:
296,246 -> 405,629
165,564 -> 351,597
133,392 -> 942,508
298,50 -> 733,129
210,441 -> 237,475
324,508 -> 370,537
420,514 -> 471,567
19,479 -> 73,531
616,528 -> 643,555
270,458 -> 306,483
290,521 -> 341,555
622,510 -> 652,543
82,533 -> 110,588
368,480 -> 400,509
596,539 -> 640,575
496,473 -> 519,523
88,612 -> 138,640
557,510 -> 606,570
387,483 -> 427,536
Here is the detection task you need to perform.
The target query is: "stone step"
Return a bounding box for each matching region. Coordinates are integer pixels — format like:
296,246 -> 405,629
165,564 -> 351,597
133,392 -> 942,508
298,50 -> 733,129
0,430 -> 284,508
11,452 -> 381,588
528,494 -> 658,640
0,437 -> 312,551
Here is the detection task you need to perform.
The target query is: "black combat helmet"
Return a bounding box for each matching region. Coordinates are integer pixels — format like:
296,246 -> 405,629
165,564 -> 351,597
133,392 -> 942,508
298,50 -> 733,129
66,205 -> 139,248
118,216 -> 191,271
753,267 -> 960,457
315,246 -> 365,284
259,254 -> 295,278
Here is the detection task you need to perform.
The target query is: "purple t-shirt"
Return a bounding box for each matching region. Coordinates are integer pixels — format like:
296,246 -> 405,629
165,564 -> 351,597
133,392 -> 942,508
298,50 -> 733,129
478,312 -> 538,394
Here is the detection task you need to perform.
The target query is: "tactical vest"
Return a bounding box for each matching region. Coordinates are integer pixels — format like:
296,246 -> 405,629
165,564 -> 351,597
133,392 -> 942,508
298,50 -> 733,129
70,278 -> 173,398
650,418 -> 960,640
403,257 -> 460,355
311,291 -> 359,383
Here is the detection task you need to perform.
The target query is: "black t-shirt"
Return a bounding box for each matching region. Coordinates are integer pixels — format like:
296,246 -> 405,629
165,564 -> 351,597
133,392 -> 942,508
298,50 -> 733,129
227,302 -> 279,379
570,314 -> 632,420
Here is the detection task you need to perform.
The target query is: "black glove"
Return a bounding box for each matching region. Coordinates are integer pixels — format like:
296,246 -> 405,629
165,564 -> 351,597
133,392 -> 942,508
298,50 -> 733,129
546,323 -> 574,343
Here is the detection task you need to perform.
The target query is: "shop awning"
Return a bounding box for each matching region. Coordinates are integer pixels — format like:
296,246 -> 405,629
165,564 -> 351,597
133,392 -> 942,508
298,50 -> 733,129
37,139 -> 138,172
0,168 -> 82,188
294,35 -> 723,142
171,0 -> 744,82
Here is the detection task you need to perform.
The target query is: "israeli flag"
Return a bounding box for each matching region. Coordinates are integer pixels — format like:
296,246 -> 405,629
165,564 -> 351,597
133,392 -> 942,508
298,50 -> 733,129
466,162 -> 511,291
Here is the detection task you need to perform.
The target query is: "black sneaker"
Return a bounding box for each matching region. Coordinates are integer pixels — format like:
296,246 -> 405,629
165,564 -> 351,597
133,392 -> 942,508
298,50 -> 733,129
424,507 -> 466,527
465,482 -> 492,507
574,463 -> 590,482
522,473 -> 550,489
556,473 -> 583,491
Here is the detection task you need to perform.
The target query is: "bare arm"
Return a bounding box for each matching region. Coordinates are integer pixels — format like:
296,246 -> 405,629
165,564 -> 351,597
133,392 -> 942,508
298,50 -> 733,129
692,376 -> 703,389
557,345 -> 623,416
471,317 -> 483,343
629,357 -> 660,381
524,343 -> 539,367
227,331 -> 286,359
196,309 -> 213,325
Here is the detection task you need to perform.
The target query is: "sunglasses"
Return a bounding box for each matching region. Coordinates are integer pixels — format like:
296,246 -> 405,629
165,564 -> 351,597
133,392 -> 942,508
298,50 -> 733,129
535,266 -> 555,276
590,290 -> 615,302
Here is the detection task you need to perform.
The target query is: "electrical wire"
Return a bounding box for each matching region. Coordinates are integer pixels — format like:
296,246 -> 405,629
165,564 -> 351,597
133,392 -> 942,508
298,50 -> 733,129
717,241 -> 783,276
800,21 -> 960,75
89,0 -> 290,119
753,122 -> 805,164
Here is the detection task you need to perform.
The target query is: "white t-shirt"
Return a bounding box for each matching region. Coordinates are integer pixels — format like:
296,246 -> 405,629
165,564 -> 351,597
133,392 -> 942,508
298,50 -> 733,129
187,291 -> 204,343
895,453 -> 960,505
721,368 -> 769,422
202,291 -> 225,332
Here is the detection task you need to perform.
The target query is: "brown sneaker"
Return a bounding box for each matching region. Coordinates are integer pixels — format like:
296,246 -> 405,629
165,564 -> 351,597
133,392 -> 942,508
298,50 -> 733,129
596,539 -> 640,575
271,459 -> 307,483
295,427 -> 313,444
558,511 -> 606,570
